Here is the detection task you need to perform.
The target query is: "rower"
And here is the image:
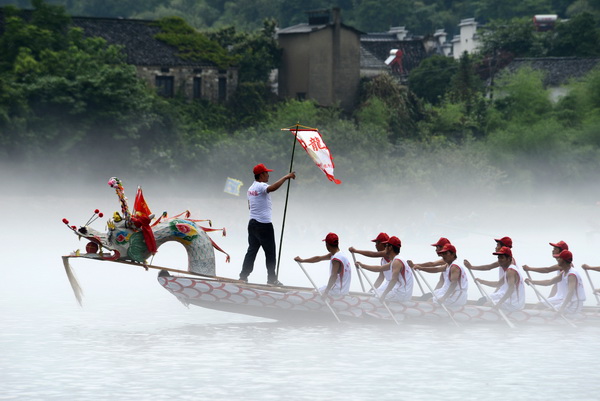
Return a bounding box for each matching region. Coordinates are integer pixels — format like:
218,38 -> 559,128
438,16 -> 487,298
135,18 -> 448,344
464,236 -> 516,304
355,236 -> 413,302
526,250 -> 587,314
474,247 -> 526,311
349,232 -> 390,291
523,241 -> 570,297
294,232 -> 352,297
410,237 -> 451,300
413,243 -> 468,307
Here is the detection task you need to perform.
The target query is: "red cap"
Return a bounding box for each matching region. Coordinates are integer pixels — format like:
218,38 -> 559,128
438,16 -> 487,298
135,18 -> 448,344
371,232 -> 390,243
253,163 -> 273,175
495,236 -> 513,248
553,249 -> 573,263
549,241 -> 569,251
383,236 -> 401,248
437,243 -> 456,255
323,232 -> 339,246
493,246 -> 512,258
431,237 -> 450,247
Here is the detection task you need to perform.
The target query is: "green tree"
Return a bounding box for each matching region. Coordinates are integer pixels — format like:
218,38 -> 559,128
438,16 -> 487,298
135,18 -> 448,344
408,55 -> 457,105
550,12 -> 600,56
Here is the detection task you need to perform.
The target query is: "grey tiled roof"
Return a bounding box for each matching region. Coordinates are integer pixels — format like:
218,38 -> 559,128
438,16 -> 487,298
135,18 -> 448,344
72,17 -> 215,67
0,10 -> 216,67
504,57 -> 600,86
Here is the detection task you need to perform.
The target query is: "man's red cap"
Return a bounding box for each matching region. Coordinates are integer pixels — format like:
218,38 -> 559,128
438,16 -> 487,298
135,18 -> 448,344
431,237 -> 450,247
383,236 -> 401,248
495,236 -> 513,248
553,249 -> 573,263
493,246 -> 513,258
371,232 -> 390,243
323,232 -> 339,246
437,243 -> 456,255
253,163 -> 273,175
549,241 -> 569,251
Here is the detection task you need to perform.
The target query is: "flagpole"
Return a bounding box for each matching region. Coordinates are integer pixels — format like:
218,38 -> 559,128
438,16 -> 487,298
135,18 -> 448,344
276,123 -> 299,278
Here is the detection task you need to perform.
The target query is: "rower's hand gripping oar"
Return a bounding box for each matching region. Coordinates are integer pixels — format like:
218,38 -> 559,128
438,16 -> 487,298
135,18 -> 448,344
407,260 -> 426,296
524,277 -> 577,328
353,261 -> 401,326
296,261 -> 341,323
467,267 -> 515,329
409,265 -> 460,327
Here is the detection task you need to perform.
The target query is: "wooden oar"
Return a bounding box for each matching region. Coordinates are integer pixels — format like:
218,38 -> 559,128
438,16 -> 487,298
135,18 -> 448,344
350,252 -> 366,293
524,270 -> 544,303
583,268 -> 600,306
355,265 -> 401,326
525,280 -> 577,328
407,261 -> 427,296
296,261 -> 341,323
412,268 -> 460,327
467,268 -> 515,329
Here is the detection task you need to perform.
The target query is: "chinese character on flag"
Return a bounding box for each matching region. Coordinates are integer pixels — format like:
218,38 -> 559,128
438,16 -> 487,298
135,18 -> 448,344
294,129 -> 341,184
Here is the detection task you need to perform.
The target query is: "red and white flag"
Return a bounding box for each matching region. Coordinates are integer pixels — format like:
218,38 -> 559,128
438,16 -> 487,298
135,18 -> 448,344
293,128 -> 341,184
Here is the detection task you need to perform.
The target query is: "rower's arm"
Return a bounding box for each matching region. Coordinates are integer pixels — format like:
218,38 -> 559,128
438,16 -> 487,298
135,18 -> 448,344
476,278 -> 500,288
294,253 -> 331,264
558,275 -> 578,313
381,260 -> 403,300
323,260 -> 342,296
412,259 -> 444,268
373,272 -> 384,289
493,270 -> 517,308
527,275 -> 562,287
522,264 -> 559,273
439,266 -> 460,302
464,260 -> 499,271
356,261 -> 391,273
349,248 -> 386,258
414,265 -> 445,273
582,264 -> 600,272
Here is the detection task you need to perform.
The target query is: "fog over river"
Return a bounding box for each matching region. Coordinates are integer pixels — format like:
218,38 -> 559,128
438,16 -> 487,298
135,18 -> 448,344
2,165 -> 600,400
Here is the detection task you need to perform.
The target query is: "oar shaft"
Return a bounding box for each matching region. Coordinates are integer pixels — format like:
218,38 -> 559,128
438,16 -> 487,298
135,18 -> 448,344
356,266 -> 400,326
296,261 -> 341,323
413,268 -> 460,327
467,268 -> 515,329
583,268 -> 600,305
351,253 -> 366,293
525,270 -> 543,302
525,280 -> 577,328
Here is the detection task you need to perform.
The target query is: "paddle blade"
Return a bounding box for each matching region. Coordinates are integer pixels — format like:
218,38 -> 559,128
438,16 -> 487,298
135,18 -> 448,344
62,256 -> 83,306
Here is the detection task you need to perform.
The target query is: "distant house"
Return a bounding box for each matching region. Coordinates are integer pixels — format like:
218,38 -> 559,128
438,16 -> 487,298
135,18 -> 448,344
0,10 -> 238,102
72,17 -> 238,102
432,18 -> 481,59
277,8 -> 363,111
503,57 -> 600,101
360,26 -> 428,80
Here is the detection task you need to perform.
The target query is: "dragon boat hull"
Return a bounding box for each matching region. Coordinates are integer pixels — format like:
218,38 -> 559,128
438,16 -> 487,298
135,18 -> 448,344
158,274 -> 600,325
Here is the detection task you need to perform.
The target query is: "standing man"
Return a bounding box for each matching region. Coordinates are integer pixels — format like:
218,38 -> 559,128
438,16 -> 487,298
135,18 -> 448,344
414,243 -> 469,307
294,232 -> 352,297
526,250 -> 587,314
239,163 -> 295,286
355,236 -> 414,302
475,247 -> 526,311
349,232 -> 390,291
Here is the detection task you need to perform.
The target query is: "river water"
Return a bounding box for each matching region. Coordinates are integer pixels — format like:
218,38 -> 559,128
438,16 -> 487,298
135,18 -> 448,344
2,180 -> 600,400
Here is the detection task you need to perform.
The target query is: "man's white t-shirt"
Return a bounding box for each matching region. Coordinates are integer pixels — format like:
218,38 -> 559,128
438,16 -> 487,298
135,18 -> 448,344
247,181 -> 272,223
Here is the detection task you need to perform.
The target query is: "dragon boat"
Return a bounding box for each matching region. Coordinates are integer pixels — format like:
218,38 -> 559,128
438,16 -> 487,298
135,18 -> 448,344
62,177 -> 600,327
